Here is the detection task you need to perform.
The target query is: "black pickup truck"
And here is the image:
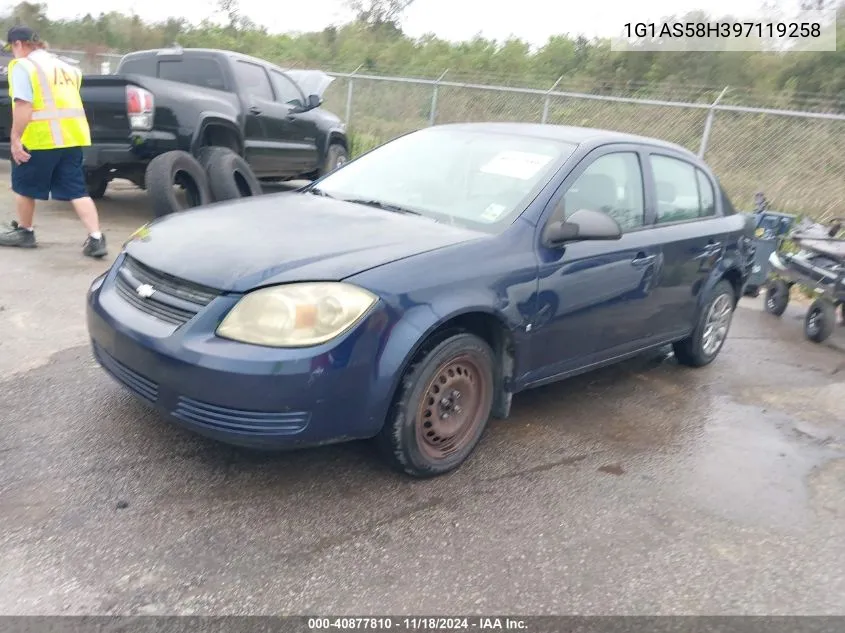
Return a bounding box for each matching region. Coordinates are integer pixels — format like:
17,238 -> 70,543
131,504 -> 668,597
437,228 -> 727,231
0,47 -> 348,214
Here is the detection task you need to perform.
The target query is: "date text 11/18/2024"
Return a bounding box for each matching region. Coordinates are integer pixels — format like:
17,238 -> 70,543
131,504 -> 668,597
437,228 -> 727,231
307,617 -> 529,630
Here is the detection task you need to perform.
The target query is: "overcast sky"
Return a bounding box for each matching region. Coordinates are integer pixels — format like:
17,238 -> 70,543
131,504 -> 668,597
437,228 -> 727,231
23,0 -> 809,46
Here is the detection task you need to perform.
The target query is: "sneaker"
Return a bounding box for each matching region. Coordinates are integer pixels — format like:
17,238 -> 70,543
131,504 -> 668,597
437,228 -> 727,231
0,221 -> 36,248
83,234 -> 108,258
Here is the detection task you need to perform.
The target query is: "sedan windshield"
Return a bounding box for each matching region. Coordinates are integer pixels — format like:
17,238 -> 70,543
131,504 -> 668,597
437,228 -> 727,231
311,128 -> 578,232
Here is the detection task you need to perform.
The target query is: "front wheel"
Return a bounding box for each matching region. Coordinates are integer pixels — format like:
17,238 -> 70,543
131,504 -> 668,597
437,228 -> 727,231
378,333 -> 495,478
321,143 -> 348,176
673,280 -> 736,367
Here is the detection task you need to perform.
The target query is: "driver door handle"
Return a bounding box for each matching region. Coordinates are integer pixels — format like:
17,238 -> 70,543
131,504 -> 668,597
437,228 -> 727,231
631,252 -> 656,268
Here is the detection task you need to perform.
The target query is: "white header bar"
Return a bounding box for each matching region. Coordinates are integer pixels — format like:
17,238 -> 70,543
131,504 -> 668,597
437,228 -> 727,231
611,10 -> 837,52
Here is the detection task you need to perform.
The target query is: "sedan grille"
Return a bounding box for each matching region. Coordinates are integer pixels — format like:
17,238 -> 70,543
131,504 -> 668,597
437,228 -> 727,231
114,255 -> 221,326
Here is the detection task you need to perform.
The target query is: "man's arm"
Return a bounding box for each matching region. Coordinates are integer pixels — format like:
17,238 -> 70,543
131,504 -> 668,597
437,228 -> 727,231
10,63 -> 34,145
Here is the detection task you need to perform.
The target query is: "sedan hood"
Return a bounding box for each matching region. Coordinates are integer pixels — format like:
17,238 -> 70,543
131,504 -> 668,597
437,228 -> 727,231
124,192 -> 486,293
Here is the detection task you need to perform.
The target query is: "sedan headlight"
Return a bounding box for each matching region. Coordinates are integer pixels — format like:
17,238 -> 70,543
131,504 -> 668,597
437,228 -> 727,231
216,282 -> 378,347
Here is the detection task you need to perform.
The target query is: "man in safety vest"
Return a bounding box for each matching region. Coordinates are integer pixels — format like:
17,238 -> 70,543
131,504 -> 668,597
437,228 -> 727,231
0,25 -> 107,258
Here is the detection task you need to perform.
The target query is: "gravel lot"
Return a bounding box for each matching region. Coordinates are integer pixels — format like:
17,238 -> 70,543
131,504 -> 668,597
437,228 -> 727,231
1,167 -> 844,615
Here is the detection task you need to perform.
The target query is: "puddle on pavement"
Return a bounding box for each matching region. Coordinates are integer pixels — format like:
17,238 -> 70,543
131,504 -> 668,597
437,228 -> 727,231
658,395 -> 843,530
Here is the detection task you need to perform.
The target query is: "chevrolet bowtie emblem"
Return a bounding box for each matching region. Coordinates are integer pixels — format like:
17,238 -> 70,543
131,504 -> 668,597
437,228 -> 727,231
136,284 -> 155,299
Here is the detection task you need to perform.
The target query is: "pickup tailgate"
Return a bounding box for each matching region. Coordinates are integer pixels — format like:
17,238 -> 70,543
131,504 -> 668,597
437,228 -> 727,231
0,75 -> 148,144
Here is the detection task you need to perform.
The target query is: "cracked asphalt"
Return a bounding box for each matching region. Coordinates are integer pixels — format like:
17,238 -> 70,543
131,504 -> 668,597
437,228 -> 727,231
1,169 -> 845,615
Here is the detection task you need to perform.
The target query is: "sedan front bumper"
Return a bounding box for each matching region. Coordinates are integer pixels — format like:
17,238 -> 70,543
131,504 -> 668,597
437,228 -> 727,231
86,264 -> 390,450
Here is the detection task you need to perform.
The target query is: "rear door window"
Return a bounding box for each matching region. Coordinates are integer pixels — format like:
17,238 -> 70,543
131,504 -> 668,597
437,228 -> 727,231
650,154 -> 719,223
157,58 -> 227,91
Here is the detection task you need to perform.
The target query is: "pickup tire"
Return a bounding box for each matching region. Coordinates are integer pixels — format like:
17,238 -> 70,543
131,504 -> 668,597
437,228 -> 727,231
87,179 -> 108,200
321,143 -> 348,176
204,148 -> 263,202
145,151 -> 212,218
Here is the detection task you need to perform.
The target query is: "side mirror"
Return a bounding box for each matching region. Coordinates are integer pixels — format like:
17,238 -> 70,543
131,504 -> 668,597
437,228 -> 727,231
306,93 -> 322,109
543,208 -> 622,247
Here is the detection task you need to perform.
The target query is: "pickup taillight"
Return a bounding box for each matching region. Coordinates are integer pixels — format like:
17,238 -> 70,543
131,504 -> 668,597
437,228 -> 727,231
126,85 -> 154,131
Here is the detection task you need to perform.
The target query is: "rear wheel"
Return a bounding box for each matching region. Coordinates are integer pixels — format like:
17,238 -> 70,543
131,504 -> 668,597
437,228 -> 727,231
378,333 -> 495,478
87,179 -> 108,200
804,299 -> 836,343
764,279 -> 790,316
145,151 -> 213,218
673,280 -> 736,367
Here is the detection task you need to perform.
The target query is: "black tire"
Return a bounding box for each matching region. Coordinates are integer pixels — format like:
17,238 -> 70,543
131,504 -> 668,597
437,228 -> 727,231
204,148 -> 263,202
804,299 -> 836,343
377,333 -> 496,478
144,151 -> 212,218
764,279 -> 790,316
195,145 -> 233,172
320,143 -> 348,177
673,279 -> 736,367
88,179 -> 108,200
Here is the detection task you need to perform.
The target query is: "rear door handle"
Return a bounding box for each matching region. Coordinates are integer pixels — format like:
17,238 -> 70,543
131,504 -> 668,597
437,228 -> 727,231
631,253 -> 656,268
249,106 -> 262,115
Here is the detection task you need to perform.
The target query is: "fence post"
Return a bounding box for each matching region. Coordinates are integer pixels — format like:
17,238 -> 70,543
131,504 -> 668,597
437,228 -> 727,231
698,86 -> 729,158
429,69 -> 449,126
541,76 -> 564,124
345,64 -> 363,126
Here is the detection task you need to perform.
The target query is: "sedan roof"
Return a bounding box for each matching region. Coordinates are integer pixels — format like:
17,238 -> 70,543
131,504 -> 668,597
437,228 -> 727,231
430,122 -> 697,158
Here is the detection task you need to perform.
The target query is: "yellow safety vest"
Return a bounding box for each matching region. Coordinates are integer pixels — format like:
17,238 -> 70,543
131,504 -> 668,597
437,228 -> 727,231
8,52 -> 91,150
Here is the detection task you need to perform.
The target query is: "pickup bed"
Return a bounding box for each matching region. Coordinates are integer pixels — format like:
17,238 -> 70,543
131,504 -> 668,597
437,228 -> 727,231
0,47 -> 348,199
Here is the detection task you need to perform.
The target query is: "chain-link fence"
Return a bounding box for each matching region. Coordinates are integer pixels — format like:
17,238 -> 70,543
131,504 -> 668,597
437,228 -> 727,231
54,49 -> 845,219
322,72 -> 845,219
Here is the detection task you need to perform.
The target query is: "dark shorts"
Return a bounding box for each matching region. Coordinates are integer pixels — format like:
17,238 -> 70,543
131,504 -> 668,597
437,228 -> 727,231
11,146 -> 87,201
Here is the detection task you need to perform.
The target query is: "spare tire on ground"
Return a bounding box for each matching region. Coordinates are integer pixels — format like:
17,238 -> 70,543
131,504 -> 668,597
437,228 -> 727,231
195,145 -> 233,173
204,148 -> 263,201
145,150 -> 213,218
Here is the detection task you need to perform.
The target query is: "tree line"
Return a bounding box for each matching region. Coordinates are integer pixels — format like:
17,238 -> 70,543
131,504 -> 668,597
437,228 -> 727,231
3,0 -> 845,111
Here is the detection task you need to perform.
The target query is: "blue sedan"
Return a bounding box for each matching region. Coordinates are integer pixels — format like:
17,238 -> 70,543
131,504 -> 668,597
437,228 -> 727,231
87,123 -> 755,477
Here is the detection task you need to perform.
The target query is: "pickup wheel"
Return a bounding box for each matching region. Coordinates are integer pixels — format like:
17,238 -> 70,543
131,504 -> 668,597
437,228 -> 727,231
145,151 -> 212,218
672,280 -> 736,368
320,143 -> 348,177
87,179 -> 108,200
204,148 -> 263,202
377,333 -> 495,478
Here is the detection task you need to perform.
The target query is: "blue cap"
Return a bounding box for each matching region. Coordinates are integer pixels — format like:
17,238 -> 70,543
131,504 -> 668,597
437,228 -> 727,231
4,26 -> 39,51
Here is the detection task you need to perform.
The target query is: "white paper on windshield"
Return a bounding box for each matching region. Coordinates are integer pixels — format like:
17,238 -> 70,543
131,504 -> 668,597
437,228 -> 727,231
480,151 -> 554,180
480,203 -> 508,222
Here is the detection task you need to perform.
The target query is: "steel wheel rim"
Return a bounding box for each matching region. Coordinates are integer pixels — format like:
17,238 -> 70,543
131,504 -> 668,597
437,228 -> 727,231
415,354 -> 489,461
702,292 -> 733,356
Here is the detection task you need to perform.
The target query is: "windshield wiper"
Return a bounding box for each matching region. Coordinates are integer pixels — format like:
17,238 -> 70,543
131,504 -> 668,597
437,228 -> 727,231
342,198 -> 423,216
307,187 -> 334,198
